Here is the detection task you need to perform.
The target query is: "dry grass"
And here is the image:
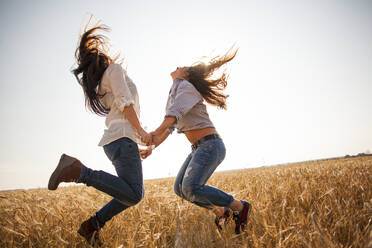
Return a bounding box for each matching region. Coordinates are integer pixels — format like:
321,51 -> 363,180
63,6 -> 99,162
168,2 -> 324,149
0,156 -> 371,247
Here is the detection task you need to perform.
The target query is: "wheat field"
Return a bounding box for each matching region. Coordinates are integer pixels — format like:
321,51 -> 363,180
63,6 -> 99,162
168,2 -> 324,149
0,156 -> 371,247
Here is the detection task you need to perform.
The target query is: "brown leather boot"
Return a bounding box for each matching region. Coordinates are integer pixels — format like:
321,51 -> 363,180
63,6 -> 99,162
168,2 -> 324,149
78,217 -> 102,246
233,201 -> 252,234
215,207 -> 232,231
48,154 -> 82,190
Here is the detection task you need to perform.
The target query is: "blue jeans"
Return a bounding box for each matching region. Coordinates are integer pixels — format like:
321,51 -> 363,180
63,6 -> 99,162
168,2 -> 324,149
78,137 -> 144,229
174,137 -> 234,209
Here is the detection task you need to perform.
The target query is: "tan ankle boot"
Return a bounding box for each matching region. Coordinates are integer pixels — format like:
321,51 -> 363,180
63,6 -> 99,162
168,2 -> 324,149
48,154 -> 82,190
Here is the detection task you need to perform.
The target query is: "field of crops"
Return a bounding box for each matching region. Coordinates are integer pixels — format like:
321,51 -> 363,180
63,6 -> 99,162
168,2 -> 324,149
0,156 -> 371,247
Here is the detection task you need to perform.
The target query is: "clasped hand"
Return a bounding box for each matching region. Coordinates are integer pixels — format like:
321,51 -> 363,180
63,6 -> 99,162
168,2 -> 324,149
138,131 -> 161,160
139,129 -> 152,145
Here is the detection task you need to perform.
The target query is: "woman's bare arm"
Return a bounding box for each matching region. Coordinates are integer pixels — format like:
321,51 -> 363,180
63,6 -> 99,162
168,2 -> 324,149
123,105 -> 152,145
152,116 -> 176,136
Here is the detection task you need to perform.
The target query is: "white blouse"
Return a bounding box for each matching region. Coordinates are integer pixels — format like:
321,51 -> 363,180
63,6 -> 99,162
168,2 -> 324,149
97,64 -> 145,146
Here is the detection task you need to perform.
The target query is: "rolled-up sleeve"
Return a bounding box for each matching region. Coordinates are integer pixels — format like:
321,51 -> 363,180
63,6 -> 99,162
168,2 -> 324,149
166,81 -> 202,120
108,64 -> 134,112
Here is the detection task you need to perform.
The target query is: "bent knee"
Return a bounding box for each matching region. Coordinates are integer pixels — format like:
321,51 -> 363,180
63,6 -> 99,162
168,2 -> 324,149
132,196 -> 142,205
181,184 -> 200,200
133,187 -> 145,204
120,186 -> 144,206
174,182 -> 183,197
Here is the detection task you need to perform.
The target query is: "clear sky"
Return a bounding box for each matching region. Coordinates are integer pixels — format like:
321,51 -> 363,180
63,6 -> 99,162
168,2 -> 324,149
0,0 -> 371,190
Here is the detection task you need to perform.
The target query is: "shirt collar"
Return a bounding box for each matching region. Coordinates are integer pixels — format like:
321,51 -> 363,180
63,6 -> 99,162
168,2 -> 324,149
173,77 -> 186,83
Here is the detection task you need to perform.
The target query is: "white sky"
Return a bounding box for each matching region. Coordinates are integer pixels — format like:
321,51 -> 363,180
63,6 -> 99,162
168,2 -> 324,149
0,0 -> 371,190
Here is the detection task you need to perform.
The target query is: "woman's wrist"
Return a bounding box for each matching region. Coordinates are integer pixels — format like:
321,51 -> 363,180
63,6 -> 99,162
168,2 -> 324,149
153,128 -> 163,136
138,128 -> 146,136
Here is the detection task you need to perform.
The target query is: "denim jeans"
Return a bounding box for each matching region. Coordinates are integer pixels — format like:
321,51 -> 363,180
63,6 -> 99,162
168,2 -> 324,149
78,137 -> 144,229
174,137 -> 234,209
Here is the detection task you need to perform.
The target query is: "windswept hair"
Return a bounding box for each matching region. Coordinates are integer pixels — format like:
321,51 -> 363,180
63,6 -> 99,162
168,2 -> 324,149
187,47 -> 238,110
72,23 -> 115,116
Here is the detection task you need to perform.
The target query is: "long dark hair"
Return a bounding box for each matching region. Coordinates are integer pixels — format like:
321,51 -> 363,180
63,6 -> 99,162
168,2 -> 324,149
187,47 -> 238,110
72,24 -> 115,116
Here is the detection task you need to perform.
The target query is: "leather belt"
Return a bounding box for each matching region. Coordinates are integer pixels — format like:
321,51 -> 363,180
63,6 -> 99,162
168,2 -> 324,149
191,134 -> 221,151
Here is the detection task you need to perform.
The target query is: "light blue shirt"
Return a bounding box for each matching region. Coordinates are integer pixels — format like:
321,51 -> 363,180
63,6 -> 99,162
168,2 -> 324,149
166,78 -> 215,133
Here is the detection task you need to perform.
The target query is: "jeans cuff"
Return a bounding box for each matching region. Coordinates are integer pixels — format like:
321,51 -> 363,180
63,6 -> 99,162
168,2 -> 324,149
91,214 -> 102,230
77,164 -> 89,184
227,195 -> 235,208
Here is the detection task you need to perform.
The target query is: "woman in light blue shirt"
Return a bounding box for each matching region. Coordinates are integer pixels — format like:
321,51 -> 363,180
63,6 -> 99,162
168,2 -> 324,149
143,48 -> 252,234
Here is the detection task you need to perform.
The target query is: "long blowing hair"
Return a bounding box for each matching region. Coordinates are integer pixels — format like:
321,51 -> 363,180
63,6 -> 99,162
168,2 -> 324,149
72,23 -> 115,116
187,47 -> 238,110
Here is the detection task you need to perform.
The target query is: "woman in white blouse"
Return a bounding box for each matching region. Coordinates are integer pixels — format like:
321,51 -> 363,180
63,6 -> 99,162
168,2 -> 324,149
48,24 -> 151,246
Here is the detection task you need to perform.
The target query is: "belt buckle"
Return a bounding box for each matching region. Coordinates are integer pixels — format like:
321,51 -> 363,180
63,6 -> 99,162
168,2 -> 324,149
191,144 -> 197,151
